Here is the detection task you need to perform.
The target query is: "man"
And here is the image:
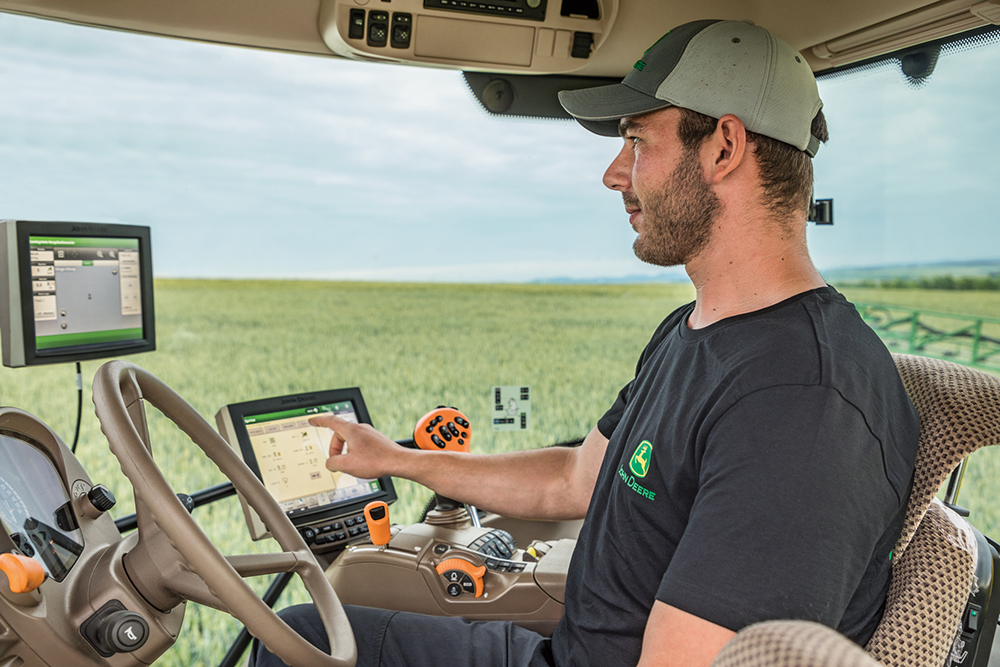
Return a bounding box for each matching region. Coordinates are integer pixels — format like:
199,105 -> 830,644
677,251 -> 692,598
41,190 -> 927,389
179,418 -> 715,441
252,19 -> 918,667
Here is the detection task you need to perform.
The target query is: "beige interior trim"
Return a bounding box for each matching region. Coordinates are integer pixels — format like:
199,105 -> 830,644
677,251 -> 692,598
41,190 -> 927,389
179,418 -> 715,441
318,0 -> 619,74
810,0 -> 1000,67
0,0 -> 991,77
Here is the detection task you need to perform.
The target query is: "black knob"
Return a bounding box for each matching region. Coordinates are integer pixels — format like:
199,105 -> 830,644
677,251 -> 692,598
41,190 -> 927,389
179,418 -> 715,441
87,485 -> 117,513
98,610 -> 149,653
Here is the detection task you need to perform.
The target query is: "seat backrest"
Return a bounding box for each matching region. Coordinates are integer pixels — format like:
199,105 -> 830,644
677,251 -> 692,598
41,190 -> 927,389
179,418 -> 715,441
890,353 -> 1000,560
863,353 -> 1000,667
713,620 -> 883,667
865,499 -> 977,667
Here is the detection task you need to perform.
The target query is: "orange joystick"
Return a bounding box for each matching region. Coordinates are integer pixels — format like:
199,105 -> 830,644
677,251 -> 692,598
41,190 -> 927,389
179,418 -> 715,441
414,406 -> 471,453
364,501 -> 392,548
0,553 -> 45,594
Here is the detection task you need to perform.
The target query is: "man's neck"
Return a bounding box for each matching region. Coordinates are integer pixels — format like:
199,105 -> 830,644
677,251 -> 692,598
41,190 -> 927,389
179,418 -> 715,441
684,218 -> 827,329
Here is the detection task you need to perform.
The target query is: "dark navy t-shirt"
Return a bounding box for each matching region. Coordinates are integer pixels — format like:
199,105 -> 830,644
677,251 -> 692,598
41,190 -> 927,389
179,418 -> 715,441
551,287 -> 918,666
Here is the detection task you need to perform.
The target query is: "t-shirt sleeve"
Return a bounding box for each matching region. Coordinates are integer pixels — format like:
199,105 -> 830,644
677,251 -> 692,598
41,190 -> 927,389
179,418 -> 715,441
598,310 -> 687,440
656,384 -> 902,632
597,379 -> 631,439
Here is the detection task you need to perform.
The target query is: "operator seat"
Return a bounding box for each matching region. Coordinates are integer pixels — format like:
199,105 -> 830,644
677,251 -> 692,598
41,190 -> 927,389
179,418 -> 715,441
712,353 -> 1000,667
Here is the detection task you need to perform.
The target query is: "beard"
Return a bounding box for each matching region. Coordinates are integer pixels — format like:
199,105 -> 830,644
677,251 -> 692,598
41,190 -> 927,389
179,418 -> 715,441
629,148 -> 721,267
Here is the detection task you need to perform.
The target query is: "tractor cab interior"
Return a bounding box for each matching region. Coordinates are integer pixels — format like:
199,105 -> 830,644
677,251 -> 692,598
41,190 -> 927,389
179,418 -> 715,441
1,0 -> 1000,666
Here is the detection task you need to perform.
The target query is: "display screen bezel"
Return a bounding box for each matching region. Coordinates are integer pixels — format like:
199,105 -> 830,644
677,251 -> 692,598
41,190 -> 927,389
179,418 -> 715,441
15,221 -> 156,366
222,388 -> 396,527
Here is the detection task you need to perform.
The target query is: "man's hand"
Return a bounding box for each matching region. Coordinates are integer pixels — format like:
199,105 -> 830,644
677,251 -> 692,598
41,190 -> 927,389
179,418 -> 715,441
309,415 -> 405,480
304,420 -> 606,522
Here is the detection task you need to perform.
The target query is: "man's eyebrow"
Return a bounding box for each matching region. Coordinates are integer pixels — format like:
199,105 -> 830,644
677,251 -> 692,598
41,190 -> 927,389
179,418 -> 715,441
618,118 -> 644,138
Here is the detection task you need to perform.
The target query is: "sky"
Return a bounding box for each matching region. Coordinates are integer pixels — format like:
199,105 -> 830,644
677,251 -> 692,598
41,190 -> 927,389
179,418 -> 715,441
1,13 -> 998,282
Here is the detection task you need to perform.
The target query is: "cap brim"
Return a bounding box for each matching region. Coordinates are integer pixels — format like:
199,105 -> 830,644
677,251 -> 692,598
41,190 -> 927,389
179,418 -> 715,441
558,83 -> 674,137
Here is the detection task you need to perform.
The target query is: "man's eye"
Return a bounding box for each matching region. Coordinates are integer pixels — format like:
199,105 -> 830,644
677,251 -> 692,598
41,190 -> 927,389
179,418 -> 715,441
629,136 -> 639,146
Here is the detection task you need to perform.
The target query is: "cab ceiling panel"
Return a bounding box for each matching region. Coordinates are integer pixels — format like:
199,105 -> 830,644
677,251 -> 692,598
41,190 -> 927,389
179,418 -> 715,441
1,0 -> 998,75
0,0 -> 333,55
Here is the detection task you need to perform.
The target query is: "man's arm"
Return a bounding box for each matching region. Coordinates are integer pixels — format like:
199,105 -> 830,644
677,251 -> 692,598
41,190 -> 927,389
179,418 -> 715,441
310,416 -> 610,521
637,602 -> 735,667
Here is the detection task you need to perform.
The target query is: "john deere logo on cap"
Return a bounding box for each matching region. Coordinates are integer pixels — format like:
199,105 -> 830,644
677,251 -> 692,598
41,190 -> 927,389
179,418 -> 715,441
629,440 -> 653,478
634,30 -> 672,71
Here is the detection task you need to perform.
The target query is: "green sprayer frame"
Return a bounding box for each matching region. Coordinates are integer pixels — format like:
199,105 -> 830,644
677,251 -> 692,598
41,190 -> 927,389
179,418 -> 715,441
856,303 -> 1000,371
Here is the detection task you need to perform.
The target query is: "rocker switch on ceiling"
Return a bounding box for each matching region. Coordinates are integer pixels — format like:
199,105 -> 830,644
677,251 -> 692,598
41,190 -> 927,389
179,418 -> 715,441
391,13 -> 412,48
368,12 -> 389,47
348,9 -> 365,40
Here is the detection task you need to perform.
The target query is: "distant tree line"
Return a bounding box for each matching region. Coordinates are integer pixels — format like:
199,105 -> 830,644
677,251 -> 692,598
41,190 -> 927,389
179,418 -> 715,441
848,275 -> 1000,291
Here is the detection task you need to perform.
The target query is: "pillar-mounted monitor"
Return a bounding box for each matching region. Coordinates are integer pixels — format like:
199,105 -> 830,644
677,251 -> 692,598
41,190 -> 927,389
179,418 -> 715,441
0,220 -> 155,368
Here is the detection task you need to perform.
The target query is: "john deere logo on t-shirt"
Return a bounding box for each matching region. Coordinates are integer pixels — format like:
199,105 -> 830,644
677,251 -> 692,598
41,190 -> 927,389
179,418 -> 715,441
618,440 -> 656,501
629,440 -> 652,478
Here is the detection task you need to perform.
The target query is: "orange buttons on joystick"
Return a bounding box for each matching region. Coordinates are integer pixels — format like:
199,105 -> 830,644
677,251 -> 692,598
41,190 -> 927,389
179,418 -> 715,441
364,501 -> 391,547
435,558 -> 486,598
414,407 -> 471,453
0,553 -> 45,593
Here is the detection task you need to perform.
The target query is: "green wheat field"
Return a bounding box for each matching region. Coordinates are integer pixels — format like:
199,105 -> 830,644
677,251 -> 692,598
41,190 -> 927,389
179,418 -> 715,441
1,280 -> 998,665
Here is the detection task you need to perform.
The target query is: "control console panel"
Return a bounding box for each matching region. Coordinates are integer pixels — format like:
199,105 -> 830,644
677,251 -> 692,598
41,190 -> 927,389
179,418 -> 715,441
319,0 -> 619,75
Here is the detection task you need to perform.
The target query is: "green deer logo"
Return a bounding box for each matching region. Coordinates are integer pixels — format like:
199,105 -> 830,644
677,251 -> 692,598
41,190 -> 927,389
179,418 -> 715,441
629,441 -> 653,478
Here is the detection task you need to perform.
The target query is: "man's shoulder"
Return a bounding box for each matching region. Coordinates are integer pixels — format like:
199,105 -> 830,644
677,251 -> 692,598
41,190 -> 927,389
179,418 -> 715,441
684,286 -> 881,381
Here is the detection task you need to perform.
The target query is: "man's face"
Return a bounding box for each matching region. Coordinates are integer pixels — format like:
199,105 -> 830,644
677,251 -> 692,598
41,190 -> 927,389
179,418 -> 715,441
603,108 -> 721,267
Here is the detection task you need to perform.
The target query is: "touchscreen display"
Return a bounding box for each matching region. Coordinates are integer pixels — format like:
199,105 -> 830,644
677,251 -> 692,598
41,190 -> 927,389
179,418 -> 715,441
243,401 -> 381,517
29,235 -> 144,353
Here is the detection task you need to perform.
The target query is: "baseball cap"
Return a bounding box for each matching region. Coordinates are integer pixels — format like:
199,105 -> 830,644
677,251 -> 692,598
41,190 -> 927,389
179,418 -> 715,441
557,20 -> 824,157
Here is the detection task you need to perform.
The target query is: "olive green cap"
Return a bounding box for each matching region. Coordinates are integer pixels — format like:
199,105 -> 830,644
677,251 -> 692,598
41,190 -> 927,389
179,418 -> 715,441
558,20 -> 824,156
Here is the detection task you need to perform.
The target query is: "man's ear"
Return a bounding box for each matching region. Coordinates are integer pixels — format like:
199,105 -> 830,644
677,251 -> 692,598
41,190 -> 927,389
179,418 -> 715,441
704,114 -> 747,184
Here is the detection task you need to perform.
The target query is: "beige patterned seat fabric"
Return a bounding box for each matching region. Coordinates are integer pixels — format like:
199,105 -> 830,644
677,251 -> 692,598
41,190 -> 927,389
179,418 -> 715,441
865,498 -> 976,667
712,620 -> 882,667
712,354 -> 1000,667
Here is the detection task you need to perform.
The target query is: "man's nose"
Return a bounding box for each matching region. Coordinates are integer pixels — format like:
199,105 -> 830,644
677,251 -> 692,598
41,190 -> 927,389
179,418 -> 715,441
603,143 -> 632,192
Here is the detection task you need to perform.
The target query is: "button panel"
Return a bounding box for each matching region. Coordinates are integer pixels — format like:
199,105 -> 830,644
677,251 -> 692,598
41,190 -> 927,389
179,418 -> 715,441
468,528 -> 516,559
300,512 -> 370,550
424,0 -> 546,21
483,557 -> 526,573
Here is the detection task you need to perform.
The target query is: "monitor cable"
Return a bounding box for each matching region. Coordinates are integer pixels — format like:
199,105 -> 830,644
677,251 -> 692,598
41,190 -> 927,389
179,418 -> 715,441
71,361 -> 82,453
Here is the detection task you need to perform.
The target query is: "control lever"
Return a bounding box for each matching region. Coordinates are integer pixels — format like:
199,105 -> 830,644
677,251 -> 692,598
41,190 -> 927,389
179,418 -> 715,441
0,553 -> 44,593
364,500 -> 392,548
413,406 -> 480,528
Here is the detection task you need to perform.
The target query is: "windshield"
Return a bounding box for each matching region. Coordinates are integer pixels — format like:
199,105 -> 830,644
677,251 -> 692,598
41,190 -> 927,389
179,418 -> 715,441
1,12 -> 999,666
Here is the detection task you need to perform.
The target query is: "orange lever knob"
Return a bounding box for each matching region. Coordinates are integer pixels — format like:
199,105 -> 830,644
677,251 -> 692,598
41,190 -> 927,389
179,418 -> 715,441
364,501 -> 392,547
0,553 -> 45,594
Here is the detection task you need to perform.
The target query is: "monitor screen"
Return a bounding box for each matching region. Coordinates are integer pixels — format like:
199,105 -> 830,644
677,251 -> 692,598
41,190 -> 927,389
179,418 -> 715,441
1,220 -> 155,367
216,388 -> 396,540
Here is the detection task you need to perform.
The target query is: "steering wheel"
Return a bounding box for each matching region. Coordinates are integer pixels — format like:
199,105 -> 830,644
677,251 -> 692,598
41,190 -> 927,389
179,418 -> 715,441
92,360 -> 356,667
